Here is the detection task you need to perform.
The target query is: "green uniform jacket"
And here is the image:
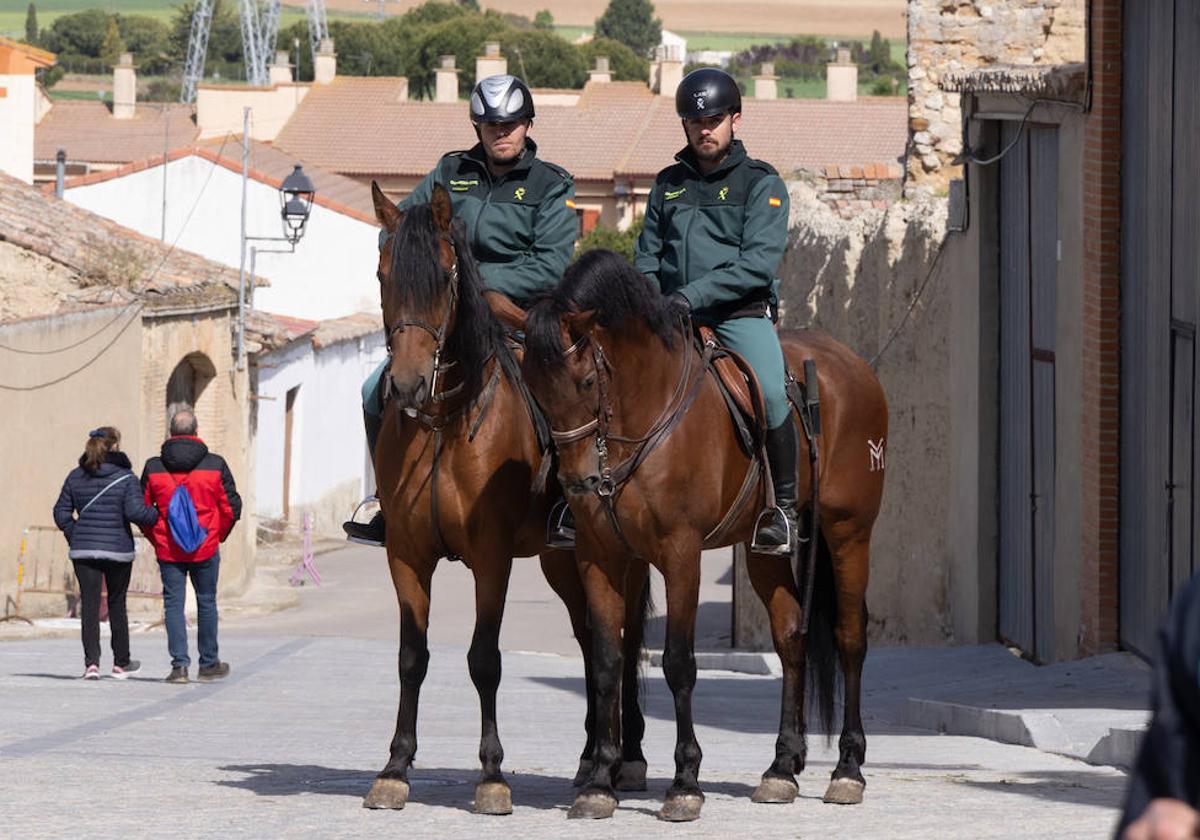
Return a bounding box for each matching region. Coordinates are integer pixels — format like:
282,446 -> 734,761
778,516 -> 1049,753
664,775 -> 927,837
400,138 -> 577,308
634,139 -> 790,321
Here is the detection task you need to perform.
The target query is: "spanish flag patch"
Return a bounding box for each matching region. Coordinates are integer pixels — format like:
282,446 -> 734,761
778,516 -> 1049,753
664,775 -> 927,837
768,197 -> 782,207
565,199 -> 577,209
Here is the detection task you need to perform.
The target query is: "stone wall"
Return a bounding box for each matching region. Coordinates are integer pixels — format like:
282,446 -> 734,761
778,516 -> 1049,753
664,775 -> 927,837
906,0 -> 1087,194
777,183 -> 954,645
802,164 -> 905,220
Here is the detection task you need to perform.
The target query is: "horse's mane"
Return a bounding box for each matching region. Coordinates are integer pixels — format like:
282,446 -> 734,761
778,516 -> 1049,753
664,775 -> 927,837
388,203 -> 504,396
526,249 -> 680,373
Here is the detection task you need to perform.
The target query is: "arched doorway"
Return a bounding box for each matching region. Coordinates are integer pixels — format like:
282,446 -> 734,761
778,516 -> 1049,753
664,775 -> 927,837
165,352 -> 216,430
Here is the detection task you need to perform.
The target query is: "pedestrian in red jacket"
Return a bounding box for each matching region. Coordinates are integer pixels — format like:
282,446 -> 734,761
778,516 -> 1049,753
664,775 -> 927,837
141,405 -> 241,684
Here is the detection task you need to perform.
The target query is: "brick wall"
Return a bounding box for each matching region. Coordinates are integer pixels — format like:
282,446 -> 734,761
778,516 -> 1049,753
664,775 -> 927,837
1079,0 -> 1122,654
907,0 -> 1087,194
806,163 -> 905,219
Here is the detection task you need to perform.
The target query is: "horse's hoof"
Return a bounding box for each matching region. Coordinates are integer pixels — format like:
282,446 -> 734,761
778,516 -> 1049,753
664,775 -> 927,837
572,759 -> 592,787
658,794 -> 704,822
363,777 -> 409,810
615,760 -> 648,791
751,775 -> 798,804
474,781 -> 513,815
567,791 -> 618,820
822,777 -> 865,805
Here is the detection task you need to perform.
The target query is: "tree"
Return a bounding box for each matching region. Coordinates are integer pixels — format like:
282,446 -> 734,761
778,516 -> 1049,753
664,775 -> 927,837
575,216 -> 643,261
594,0 -> 661,59
117,15 -> 172,73
170,0 -> 242,78
100,18 -> 126,61
43,9 -> 112,57
533,9 -> 553,31
25,3 -> 37,46
457,0 -> 481,10
505,29 -> 586,89
411,11 -> 511,98
578,36 -> 647,82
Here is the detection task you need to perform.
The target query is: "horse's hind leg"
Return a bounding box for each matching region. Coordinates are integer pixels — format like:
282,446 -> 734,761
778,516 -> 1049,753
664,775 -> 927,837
539,550 -> 597,786
467,550 -> 516,815
744,549 -> 807,804
823,526 -> 870,805
364,555 -> 436,810
617,562 -> 650,791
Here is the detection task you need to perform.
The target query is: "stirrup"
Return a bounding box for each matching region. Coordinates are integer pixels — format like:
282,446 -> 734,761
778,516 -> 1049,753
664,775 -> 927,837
546,500 -> 576,550
750,506 -> 793,556
343,496 -> 383,546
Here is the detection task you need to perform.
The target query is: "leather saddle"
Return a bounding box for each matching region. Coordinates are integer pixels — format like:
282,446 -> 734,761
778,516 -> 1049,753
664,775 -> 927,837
696,324 -> 768,456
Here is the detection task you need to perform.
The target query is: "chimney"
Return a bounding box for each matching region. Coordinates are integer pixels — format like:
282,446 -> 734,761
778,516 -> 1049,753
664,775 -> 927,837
475,41 -> 507,85
436,54 -> 458,102
269,51 -> 293,85
589,55 -> 612,84
112,52 -> 136,119
826,47 -> 858,102
753,61 -> 778,100
314,38 -> 337,85
650,45 -> 683,96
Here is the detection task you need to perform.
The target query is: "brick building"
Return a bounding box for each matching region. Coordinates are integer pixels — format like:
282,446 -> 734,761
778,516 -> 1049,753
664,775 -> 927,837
914,0 -> 1190,661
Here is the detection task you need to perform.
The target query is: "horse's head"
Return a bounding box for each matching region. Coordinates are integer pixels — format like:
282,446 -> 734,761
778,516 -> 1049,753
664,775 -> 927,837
524,249 -> 682,495
372,181 -> 493,410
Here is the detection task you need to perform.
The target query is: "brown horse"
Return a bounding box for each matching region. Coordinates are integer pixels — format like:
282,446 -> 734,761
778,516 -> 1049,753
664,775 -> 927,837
363,184 -> 650,814
523,250 -> 887,821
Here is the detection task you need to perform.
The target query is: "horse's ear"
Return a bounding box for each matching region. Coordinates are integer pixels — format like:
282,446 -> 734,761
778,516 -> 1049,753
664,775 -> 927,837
431,183 -> 452,233
372,181 -> 403,234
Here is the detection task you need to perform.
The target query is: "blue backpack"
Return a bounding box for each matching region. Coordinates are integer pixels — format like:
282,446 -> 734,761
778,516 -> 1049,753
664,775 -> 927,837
166,474 -> 208,553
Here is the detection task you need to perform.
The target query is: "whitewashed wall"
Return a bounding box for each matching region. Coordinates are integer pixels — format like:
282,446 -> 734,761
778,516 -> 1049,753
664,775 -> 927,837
64,156 -> 380,320
0,74 -> 36,183
256,332 -> 386,534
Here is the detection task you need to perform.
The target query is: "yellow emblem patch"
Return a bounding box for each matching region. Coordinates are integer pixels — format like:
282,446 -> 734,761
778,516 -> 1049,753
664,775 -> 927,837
565,199 -> 577,209
664,187 -> 687,201
718,186 -> 729,201
514,187 -> 527,202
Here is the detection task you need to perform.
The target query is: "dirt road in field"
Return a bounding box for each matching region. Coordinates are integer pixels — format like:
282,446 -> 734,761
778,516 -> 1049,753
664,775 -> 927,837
307,0 -> 907,39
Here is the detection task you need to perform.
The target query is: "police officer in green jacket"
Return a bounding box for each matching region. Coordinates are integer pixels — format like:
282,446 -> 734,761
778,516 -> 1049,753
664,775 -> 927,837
634,68 -> 798,556
344,74 -> 577,546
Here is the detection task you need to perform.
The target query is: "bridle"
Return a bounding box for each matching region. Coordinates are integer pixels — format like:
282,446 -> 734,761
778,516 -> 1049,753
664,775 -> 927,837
549,319 -> 714,554
381,230 -> 471,421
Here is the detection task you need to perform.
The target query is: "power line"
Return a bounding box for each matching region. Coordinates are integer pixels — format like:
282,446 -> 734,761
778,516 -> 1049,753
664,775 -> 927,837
0,305 -> 142,391
868,230 -> 955,370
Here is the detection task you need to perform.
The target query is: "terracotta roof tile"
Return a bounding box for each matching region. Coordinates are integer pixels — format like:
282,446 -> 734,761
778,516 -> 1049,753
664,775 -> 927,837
35,100 -> 200,166
0,172 -> 243,322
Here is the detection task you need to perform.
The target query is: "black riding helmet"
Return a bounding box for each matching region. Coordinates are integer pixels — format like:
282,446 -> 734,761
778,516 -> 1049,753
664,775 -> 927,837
675,67 -> 742,119
470,74 -> 535,124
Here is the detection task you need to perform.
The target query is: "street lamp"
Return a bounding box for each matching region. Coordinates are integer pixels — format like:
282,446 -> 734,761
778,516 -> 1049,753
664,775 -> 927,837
280,165 -> 315,245
236,107 -> 317,370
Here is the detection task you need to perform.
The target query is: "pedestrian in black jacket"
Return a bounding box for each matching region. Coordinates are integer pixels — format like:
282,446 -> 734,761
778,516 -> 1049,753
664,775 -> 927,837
1118,572 -> 1200,839
53,427 -> 158,680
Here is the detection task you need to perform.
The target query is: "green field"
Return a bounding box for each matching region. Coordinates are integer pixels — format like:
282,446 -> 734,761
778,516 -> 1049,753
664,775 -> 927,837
0,1 -> 373,38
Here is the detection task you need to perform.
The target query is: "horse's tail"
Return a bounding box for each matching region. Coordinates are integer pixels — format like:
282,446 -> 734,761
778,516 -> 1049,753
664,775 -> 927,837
805,532 -> 841,744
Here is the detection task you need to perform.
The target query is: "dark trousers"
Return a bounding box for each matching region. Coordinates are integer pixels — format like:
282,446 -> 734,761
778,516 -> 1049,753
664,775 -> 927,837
72,558 -> 133,668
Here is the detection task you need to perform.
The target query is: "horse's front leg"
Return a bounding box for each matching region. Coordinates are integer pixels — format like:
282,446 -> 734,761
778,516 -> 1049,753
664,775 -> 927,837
364,553 -> 436,810
567,538 -> 631,820
657,535 -> 705,822
617,561 -> 650,791
467,548 -> 515,815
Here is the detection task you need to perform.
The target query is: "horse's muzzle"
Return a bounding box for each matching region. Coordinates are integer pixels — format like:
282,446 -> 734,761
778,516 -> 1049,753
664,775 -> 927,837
388,374 -> 428,410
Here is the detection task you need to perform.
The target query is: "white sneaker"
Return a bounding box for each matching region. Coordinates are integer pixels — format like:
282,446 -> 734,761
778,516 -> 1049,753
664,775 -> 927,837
111,660 -> 141,680
82,664 -> 100,680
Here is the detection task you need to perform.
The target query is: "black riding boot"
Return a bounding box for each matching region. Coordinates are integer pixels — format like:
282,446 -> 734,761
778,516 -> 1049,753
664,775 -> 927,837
752,421 -> 799,557
546,495 -> 576,550
343,409 -> 387,546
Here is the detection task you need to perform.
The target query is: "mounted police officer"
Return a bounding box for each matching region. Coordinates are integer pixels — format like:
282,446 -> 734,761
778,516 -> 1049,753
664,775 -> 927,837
634,67 -> 797,556
344,74 -> 578,546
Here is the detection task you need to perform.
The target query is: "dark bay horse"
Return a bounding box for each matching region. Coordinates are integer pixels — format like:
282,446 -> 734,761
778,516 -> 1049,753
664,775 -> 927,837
523,250 -> 888,821
364,185 -> 649,814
